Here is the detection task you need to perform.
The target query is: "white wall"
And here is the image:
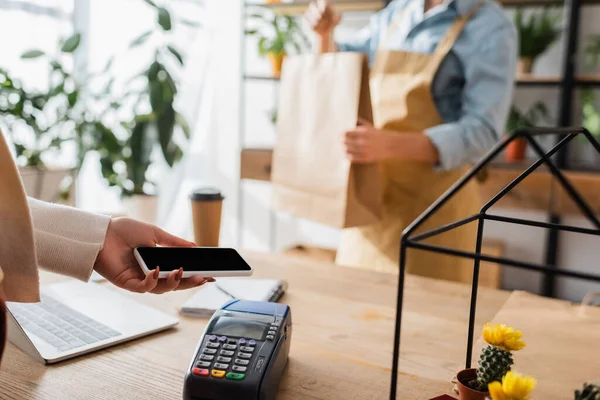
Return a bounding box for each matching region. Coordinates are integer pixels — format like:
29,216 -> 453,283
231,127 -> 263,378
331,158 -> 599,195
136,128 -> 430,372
238,4 -> 600,302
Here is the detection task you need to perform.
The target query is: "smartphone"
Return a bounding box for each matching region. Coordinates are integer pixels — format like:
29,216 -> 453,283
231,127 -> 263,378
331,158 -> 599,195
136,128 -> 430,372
133,247 -> 253,278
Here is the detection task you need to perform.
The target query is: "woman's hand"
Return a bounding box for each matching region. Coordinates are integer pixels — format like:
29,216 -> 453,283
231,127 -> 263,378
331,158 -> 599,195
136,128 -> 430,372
344,119 -> 393,163
94,217 -> 213,294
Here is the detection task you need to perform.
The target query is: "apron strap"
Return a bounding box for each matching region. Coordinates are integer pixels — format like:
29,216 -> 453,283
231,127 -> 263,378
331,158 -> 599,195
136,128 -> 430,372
425,0 -> 484,74
379,5 -> 411,50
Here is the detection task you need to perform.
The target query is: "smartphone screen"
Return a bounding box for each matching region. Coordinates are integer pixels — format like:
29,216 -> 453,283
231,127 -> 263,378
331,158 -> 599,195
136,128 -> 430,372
135,247 -> 252,272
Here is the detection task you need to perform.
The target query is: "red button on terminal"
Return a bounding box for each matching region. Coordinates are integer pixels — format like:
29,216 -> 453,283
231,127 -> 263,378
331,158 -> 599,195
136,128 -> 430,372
192,368 -> 210,377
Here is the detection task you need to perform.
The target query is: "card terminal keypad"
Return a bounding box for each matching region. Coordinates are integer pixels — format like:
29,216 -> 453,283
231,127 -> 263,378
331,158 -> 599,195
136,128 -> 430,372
193,336 -> 263,381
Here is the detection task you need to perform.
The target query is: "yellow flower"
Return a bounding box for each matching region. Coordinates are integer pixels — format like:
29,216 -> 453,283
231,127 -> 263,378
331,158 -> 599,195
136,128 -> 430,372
482,323 -> 526,351
488,372 -> 537,400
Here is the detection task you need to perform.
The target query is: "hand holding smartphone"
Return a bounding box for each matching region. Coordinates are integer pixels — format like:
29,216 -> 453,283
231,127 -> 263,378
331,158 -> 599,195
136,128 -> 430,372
133,247 -> 253,279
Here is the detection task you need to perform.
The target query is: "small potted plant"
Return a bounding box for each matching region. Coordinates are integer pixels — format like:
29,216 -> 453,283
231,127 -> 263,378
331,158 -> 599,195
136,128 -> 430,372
246,11 -> 309,77
575,382 -> 600,400
455,323 -> 526,400
514,7 -> 562,75
505,102 -> 549,162
487,371 -> 537,400
578,36 -> 600,164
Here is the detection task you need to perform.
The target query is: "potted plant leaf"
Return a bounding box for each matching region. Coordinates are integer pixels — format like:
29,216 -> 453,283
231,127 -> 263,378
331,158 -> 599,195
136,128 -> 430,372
487,371 -> 537,400
97,0 -> 195,223
246,11 -> 309,77
0,33 -> 108,205
455,323 -> 526,400
505,102 -> 549,162
579,36 -> 600,164
575,382 -> 600,400
514,7 -> 562,75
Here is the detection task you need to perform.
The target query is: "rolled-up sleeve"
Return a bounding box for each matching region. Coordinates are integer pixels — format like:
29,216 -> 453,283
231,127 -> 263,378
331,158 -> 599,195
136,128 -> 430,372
336,6 -> 388,57
337,24 -> 374,53
426,25 -> 517,170
28,198 -> 110,282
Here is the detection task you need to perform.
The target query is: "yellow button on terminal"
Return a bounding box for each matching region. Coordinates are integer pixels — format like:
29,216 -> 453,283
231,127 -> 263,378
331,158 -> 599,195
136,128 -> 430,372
211,369 -> 226,379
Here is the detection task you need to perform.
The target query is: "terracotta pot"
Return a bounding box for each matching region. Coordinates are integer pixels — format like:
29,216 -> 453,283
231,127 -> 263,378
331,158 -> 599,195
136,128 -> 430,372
505,138 -> 528,162
19,167 -> 77,205
266,0 -> 281,3
268,52 -> 286,78
456,369 -> 488,400
517,57 -> 533,75
121,194 -> 158,225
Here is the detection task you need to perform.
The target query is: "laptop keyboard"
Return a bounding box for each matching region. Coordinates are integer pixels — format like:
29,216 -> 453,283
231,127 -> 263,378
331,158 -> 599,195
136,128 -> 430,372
8,295 -> 121,352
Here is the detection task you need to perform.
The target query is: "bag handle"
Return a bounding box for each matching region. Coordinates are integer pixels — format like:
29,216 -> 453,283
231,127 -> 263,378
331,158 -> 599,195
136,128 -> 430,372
579,292 -> 600,317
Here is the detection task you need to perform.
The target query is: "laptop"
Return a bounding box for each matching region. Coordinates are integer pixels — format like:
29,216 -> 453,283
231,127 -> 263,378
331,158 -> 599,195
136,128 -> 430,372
6,280 -> 178,364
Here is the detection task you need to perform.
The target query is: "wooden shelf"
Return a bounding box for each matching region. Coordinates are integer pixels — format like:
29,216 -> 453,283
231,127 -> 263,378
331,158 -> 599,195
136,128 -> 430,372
244,72 -> 600,87
245,1 -> 384,15
516,73 -> 600,87
245,0 -> 600,13
240,147 -> 600,215
244,74 -> 280,81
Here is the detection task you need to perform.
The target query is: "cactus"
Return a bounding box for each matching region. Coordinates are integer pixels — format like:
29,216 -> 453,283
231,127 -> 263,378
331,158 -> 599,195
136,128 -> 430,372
576,382 -> 600,400
473,344 -> 514,391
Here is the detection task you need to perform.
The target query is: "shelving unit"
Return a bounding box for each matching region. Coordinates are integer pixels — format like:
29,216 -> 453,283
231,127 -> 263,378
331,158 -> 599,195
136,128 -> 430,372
239,0 -> 600,297
245,1 -> 385,15
516,73 -> 600,87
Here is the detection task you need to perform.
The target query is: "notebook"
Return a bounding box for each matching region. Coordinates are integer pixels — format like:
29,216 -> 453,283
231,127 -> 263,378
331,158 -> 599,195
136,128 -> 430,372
180,278 -> 288,317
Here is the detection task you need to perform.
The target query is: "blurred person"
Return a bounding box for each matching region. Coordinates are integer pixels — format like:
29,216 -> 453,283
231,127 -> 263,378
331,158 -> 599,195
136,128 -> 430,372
305,0 -> 516,278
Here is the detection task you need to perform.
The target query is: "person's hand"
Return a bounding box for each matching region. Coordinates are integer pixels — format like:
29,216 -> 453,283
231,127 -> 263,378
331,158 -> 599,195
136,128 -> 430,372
94,217 -> 214,294
344,118 -> 393,163
305,0 -> 341,36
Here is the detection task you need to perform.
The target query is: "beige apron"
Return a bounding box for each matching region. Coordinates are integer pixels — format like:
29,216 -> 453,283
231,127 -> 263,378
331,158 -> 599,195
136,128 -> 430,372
336,2 -> 483,283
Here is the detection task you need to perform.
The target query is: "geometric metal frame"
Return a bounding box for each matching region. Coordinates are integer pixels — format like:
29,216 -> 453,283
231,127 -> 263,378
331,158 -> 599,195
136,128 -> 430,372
389,127 -> 600,399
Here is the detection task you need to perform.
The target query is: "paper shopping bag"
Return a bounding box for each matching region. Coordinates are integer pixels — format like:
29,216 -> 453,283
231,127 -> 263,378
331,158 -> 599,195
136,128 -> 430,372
474,291 -> 600,400
272,53 -> 383,228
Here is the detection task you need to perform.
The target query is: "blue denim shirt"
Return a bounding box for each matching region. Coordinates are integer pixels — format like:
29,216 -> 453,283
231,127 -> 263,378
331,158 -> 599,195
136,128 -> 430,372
337,0 -> 517,170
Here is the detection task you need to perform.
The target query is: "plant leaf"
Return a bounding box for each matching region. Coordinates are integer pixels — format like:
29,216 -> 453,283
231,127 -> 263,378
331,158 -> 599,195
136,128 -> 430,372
67,90 -> 79,107
102,56 -> 114,73
143,0 -> 157,8
127,120 -> 153,191
150,84 -> 164,116
167,45 -> 184,65
130,30 -> 153,48
179,19 -> 201,28
156,103 -> 178,166
21,49 -> 45,59
175,112 -> 191,138
61,33 -> 82,53
158,7 -> 172,31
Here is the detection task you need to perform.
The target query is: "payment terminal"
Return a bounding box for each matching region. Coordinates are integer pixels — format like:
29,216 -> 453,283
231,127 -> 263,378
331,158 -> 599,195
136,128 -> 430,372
183,300 -> 292,400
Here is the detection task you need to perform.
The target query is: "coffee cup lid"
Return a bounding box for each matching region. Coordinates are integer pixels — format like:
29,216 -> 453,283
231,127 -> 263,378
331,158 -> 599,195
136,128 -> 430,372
190,187 -> 224,201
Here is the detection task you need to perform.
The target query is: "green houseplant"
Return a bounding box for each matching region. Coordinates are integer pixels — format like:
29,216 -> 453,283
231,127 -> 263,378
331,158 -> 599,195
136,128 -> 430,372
97,0 -> 196,222
0,33 -> 109,204
505,102 -> 549,162
246,11 -> 308,77
514,7 -> 562,74
575,382 -> 600,400
580,36 -> 600,144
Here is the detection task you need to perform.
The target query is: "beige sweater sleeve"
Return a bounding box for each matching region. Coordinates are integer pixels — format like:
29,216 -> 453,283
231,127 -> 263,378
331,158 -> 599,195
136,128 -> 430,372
28,198 -> 111,282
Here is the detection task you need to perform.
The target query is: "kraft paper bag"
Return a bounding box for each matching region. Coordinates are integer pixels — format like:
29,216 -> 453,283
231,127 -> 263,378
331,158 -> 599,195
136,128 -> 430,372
272,53 -> 383,228
474,291 -> 600,400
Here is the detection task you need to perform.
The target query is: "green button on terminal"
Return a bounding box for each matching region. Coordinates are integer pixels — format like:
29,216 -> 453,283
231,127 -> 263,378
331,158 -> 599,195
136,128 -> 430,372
225,372 -> 245,381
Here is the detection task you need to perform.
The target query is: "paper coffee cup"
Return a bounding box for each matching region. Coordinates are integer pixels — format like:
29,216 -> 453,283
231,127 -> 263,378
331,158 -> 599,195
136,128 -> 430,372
190,188 -> 224,247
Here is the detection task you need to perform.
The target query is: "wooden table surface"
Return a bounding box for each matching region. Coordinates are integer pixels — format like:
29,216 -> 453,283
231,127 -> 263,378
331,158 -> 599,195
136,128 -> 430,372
0,253 -> 510,400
